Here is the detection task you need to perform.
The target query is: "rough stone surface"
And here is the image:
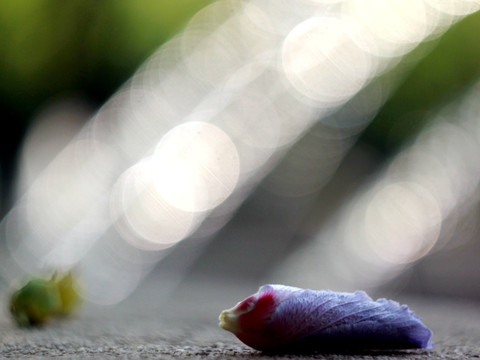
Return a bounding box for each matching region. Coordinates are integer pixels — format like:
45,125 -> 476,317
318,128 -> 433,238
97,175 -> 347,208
1,274 -> 480,359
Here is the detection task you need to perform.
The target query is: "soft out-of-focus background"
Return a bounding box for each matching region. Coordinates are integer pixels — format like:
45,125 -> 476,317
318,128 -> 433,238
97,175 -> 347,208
1,0 -> 480,310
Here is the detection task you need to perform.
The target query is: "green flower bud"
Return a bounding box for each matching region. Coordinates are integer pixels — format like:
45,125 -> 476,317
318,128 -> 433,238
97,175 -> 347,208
9,278 -> 62,327
9,271 -> 82,327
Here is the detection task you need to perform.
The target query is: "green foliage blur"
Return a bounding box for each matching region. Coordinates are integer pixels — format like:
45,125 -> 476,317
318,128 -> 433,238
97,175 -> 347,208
0,0 -> 214,113
362,10 -> 480,155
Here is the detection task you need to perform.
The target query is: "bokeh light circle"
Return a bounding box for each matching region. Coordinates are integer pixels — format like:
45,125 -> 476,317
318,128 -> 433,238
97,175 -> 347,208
153,121 -> 240,212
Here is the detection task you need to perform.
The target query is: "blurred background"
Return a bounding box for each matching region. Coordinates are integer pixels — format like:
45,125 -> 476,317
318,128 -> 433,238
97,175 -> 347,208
1,0 -> 480,309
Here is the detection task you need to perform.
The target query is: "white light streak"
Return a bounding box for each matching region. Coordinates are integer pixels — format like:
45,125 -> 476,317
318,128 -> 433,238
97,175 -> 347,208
364,182 -> 442,264
152,121 -> 240,212
282,16 -> 373,106
272,83 -> 480,290
342,0 -> 433,58
425,0 -> 480,16
111,159 -> 202,251
1,0 -> 478,304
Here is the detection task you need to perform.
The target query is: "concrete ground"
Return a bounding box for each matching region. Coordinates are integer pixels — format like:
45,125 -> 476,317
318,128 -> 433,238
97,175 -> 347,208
1,272 -> 480,359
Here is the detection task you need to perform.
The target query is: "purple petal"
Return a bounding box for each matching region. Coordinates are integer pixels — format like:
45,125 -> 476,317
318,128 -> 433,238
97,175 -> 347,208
266,285 -> 433,351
